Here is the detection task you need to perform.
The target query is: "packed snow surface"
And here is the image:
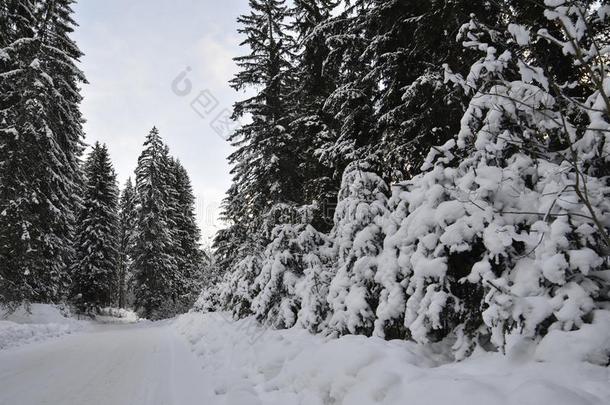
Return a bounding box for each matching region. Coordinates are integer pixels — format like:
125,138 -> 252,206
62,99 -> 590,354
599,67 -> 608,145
0,320 -> 210,405
0,309 -> 608,405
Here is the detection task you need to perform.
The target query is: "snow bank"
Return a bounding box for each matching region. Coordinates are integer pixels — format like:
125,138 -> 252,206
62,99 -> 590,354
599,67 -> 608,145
2,303 -> 75,324
0,304 -> 85,350
175,312 -> 610,405
535,310 -> 610,365
96,307 -> 140,324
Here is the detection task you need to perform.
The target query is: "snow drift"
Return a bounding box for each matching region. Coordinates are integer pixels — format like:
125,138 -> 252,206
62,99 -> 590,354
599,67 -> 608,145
0,304 -> 85,350
175,312 -> 610,405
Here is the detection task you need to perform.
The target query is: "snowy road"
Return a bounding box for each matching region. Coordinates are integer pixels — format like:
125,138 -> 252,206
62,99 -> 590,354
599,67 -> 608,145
0,322 -> 210,405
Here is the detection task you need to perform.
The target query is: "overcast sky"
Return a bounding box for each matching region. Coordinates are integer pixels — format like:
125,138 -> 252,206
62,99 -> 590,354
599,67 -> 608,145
73,0 -> 250,245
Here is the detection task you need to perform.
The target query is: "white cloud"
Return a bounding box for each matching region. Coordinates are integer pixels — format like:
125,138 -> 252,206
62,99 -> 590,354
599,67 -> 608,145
195,34 -> 239,86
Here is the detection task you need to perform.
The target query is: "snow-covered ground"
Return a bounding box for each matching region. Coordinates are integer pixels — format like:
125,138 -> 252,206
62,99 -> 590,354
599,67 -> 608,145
0,304 -> 86,350
175,312 -> 610,405
1,307 -> 608,405
0,304 -> 140,350
0,318 -> 210,405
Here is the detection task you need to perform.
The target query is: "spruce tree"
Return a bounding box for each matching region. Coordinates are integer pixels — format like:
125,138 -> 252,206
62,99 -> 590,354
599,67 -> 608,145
366,0 -> 499,181
215,0 -> 297,268
0,0 -> 85,306
295,224 -> 332,332
326,161 -> 389,336
375,1 -> 609,358
316,1 -> 379,180
250,203 -> 311,327
315,0 -> 501,183
168,159 -> 204,311
251,221 -> 304,328
71,143 -> 119,310
212,224 -> 246,277
220,254 -> 262,318
131,127 -> 177,319
193,246 -> 220,313
117,178 -> 136,309
0,0 -> 35,48
289,0 -> 339,232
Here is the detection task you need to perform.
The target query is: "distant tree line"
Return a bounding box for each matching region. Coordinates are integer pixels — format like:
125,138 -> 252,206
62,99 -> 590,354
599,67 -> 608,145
0,1 -> 204,319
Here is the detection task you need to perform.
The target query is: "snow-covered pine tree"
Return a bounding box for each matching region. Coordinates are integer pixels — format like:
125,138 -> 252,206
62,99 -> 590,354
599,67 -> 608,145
0,0 -> 36,307
0,0 -> 35,48
131,128 -> 178,319
214,213 -> 268,318
162,152 -> 182,311
357,0 -> 499,340
247,203 -> 330,329
250,204 -> 304,327
295,223 -> 332,332
168,158 -> 204,311
192,246 -> 221,313
117,178 -> 136,309
252,221 -> 303,328
316,2 -> 379,179
325,161 -> 389,336
381,1 -> 609,359
0,0 -> 85,306
71,143 -> 119,310
362,0 -> 501,182
288,0 -> 339,232
212,223 -> 246,279
220,254 -> 262,318
215,0 -> 297,271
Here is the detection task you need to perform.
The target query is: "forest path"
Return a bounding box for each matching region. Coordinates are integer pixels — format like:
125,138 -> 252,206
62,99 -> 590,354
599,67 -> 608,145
0,320 -> 209,405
